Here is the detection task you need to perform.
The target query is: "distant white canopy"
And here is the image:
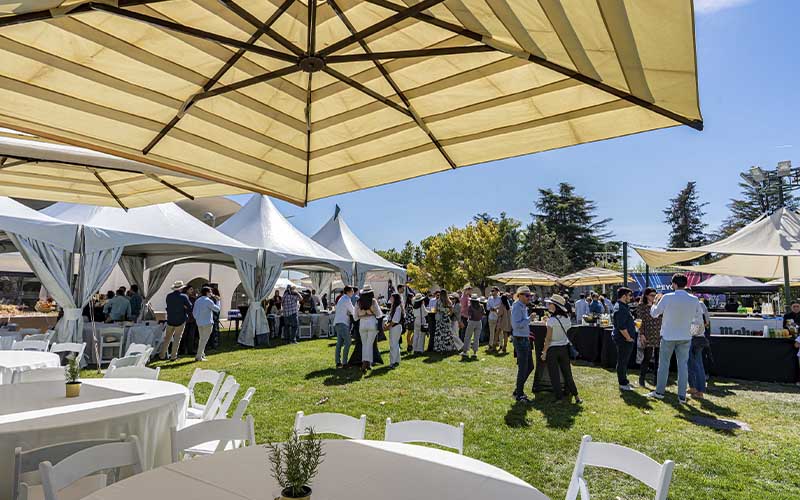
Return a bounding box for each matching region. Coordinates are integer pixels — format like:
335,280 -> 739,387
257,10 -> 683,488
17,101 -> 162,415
0,196 -> 81,253
217,195 -> 349,272
312,207 -> 404,287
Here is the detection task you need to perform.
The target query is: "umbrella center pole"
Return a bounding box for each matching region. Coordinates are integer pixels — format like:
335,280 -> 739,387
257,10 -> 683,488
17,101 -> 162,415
300,56 -> 326,72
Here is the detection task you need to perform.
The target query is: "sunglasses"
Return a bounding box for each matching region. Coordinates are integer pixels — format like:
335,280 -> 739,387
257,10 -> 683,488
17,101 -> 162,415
521,293 -> 532,297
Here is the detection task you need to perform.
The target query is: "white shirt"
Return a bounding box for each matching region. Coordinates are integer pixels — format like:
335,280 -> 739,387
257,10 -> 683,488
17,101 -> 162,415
650,290 -> 704,341
389,306 -> 403,326
574,299 -> 589,321
333,295 -> 355,326
546,316 -> 570,347
486,296 -> 502,320
414,305 -> 428,328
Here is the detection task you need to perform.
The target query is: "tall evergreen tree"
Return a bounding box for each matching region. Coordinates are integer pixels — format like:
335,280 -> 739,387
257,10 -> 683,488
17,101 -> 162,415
517,220 -> 571,275
663,181 -> 708,248
534,183 -> 612,271
716,173 -> 797,238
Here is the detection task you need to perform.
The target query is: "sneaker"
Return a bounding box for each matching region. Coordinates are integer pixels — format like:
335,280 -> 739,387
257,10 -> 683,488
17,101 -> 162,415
515,394 -> 530,402
646,391 -> 665,400
574,396 -> 583,404
678,396 -> 689,404
619,384 -> 634,391
336,363 -> 343,369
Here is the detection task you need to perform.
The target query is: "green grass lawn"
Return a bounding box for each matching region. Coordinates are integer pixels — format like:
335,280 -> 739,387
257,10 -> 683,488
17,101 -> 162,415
93,333 -> 800,500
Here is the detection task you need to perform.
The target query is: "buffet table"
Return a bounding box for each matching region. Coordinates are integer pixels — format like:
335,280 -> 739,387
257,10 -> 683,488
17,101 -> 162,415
709,335 -> 798,383
567,325 -> 606,363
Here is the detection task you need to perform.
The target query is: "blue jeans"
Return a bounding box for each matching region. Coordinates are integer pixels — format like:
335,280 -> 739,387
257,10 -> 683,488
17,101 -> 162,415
512,336 -> 533,397
334,323 -> 351,365
656,339 -> 691,398
284,314 -> 298,343
613,335 -> 635,386
688,340 -> 707,393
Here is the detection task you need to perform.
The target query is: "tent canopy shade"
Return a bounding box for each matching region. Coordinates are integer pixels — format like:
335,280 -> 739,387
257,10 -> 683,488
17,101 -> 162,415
0,130 -> 243,208
0,0 -> 701,206
488,267 -> 559,287
674,255 -> 800,281
0,196 -> 81,252
690,274 -> 778,294
42,202 -> 262,265
558,267 -> 632,287
217,195 -> 350,273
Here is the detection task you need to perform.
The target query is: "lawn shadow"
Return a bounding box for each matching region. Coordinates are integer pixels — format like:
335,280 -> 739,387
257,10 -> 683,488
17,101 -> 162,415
420,351 -> 459,364
504,393 -> 582,430
707,378 -> 800,397
673,398 -> 742,435
504,400 -> 533,428
620,390 -> 654,410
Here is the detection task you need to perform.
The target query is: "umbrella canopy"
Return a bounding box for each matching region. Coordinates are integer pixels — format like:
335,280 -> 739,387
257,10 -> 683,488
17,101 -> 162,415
0,0 -> 701,206
488,267 -> 559,286
558,267 -> 632,287
0,129 -> 237,208
690,274 -> 778,294
217,194 -> 349,271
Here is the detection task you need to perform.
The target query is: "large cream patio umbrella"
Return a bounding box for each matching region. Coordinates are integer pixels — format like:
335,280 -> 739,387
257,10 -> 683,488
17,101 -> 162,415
558,266 -> 632,287
488,267 -> 559,287
0,0 -> 701,206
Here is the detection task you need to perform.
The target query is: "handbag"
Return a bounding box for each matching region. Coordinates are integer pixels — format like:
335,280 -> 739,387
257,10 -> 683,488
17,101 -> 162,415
691,335 -> 709,349
554,317 -> 579,360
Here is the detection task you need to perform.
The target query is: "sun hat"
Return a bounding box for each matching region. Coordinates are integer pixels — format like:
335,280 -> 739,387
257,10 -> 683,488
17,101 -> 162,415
171,280 -> 184,290
470,293 -> 480,301
479,296 -> 488,304
360,284 -> 374,294
515,286 -> 532,297
545,294 -> 568,311
491,286 -> 500,292
463,284 -> 473,291
412,293 -> 425,303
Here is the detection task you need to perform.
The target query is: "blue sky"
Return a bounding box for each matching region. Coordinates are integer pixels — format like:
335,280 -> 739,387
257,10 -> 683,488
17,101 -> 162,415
235,0 -> 799,262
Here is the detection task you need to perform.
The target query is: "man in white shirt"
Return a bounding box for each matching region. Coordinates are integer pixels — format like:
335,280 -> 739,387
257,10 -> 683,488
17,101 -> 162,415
574,294 -> 589,323
647,273 -> 704,403
486,287 -> 502,351
334,286 -> 355,368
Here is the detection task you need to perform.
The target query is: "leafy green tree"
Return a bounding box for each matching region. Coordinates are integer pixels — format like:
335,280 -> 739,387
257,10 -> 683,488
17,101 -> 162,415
418,231 -> 466,291
517,220 -> 571,275
663,181 -> 708,248
534,182 -> 612,271
374,240 -> 421,267
457,220 -> 502,292
473,212 -> 520,273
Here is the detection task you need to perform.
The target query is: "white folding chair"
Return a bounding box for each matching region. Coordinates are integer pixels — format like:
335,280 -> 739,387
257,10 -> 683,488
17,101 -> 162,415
104,366 -> 160,380
14,438 -> 118,500
136,347 -> 153,367
171,415 -> 256,461
38,435 -> 143,500
186,368 -> 226,419
384,418 -> 465,454
566,435 -> 674,500
107,355 -> 142,371
298,315 -> 313,339
11,367 -> 64,384
231,387 -> 256,420
294,411 -> 366,439
204,376 -> 239,421
50,342 -> 86,365
44,330 -> 56,344
97,327 -> 124,365
124,343 -> 150,357
11,340 -> 49,352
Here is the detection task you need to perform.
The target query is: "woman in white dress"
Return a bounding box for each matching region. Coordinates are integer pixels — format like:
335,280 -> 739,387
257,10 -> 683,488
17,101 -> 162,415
387,293 -> 404,368
357,285 -> 382,372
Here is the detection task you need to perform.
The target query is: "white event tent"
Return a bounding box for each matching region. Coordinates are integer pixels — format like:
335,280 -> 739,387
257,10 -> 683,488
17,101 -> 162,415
217,195 -> 349,346
312,207 -> 405,289
41,202 -> 279,344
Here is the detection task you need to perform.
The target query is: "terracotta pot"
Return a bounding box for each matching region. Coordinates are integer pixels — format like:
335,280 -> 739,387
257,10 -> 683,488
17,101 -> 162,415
65,382 -> 81,398
276,486 -> 311,500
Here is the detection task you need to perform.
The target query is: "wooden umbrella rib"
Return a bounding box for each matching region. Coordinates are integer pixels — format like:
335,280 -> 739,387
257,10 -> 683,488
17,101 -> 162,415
304,0 -> 316,206
0,0 -> 173,28
217,0 -> 304,56
362,0 -> 703,131
193,64 -> 301,101
322,67 -> 412,119
325,45 -> 495,63
90,168 -> 128,210
144,173 -> 195,200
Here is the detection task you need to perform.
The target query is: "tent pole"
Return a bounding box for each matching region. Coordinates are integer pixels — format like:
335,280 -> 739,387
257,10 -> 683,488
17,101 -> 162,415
645,264 -> 650,288
622,242 -> 628,288
783,255 -> 791,312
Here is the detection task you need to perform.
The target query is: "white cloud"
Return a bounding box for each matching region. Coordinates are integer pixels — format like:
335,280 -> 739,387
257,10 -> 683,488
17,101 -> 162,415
694,0 -> 754,14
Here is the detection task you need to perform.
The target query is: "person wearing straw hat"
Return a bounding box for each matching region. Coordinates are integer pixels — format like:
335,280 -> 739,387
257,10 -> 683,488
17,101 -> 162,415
542,294 -> 581,403
411,293 -> 428,354
433,289 -> 458,352
487,287 -> 502,352
462,294 -> 484,358
356,285 -> 382,372
511,286 -> 536,402
386,292 -> 404,368
160,281 -> 192,361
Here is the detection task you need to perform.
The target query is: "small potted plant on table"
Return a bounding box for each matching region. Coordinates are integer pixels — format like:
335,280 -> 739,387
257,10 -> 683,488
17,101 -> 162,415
267,428 -> 324,500
65,354 -> 81,397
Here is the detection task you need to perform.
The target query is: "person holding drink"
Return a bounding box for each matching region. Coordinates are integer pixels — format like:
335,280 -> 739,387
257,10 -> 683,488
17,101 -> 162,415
511,286 -> 537,402
636,288 -> 662,387
611,287 -> 637,391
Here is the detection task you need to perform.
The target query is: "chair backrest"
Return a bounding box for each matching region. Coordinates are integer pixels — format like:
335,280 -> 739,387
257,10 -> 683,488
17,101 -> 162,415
13,438 -> 117,500
98,327 -> 125,337
187,368 -> 226,411
38,435 -> 143,500
11,340 -> 49,352
170,415 -> 255,462
565,435 -> 674,500
22,333 -> 47,342
136,347 -> 154,367
384,418 -> 464,454
205,376 -> 239,420
295,411 -> 366,439
107,355 -> 142,371
44,330 -> 56,343
49,342 -> 87,362
104,366 -> 160,380
12,367 -> 64,384
20,328 -> 43,337
231,387 -> 256,420
124,343 -> 150,357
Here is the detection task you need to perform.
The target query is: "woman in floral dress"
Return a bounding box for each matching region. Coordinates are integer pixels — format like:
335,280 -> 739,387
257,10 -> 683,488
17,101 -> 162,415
636,287 -> 662,387
434,289 -> 458,352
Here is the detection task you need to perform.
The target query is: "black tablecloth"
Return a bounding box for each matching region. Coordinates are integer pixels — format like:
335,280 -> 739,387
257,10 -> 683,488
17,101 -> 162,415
530,325 -> 552,392
346,320 -> 384,366
710,336 -> 798,383
567,325 -> 604,363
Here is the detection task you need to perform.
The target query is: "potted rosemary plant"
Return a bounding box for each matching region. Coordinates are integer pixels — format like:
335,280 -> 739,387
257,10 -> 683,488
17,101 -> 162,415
267,428 -> 324,500
64,354 -> 81,397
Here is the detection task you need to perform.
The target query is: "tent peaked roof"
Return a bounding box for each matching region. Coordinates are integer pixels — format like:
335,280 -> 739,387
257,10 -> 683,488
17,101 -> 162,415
217,195 -> 348,272
0,1 -> 701,206
636,208 -> 800,268
312,209 -> 403,275
0,196 -> 80,251
489,268 -> 559,286
559,267 -> 632,287
690,274 -> 778,294
42,202 -> 259,264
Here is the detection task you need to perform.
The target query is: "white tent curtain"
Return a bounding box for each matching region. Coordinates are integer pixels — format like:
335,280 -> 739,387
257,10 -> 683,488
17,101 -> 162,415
308,270 -> 335,297
236,250 -> 283,347
355,265 -> 369,290
118,256 -> 175,320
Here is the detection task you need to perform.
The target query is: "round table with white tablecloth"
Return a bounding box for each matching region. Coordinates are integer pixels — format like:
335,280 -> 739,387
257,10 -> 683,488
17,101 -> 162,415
0,350 -> 60,384
0,378 -> 188,498
82,439 -> 550,500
